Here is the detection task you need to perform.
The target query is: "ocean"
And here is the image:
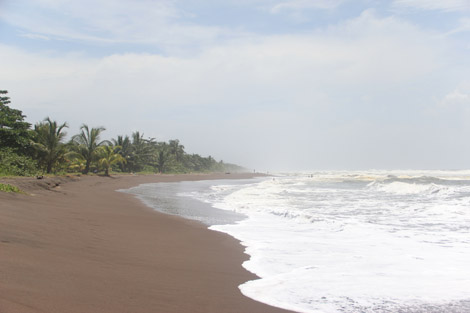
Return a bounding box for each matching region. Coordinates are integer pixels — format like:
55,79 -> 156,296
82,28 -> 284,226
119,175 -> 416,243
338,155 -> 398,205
123,170 -> 470,313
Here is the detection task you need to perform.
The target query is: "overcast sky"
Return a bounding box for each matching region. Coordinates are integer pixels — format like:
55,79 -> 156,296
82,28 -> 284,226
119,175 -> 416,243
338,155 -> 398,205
1,0 -> 470,171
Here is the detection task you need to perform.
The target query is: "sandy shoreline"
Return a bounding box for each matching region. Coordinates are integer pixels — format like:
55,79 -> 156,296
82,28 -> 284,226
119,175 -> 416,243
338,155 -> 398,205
0,173 -> 294,313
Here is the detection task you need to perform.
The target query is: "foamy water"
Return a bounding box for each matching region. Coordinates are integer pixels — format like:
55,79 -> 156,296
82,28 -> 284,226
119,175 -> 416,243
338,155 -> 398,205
125,170 -> 470,313
182,170 -> 470,313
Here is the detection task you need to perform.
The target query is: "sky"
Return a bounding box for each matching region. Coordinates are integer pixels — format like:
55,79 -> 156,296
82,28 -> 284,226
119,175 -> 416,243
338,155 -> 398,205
1,0 -> 470,171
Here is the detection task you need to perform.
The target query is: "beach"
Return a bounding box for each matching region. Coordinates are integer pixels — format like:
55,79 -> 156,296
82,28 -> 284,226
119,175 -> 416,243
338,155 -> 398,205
0,174 -> 294,313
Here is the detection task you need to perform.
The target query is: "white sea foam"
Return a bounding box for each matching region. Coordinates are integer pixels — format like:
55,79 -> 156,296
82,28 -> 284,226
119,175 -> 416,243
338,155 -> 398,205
181,170 -> 470,313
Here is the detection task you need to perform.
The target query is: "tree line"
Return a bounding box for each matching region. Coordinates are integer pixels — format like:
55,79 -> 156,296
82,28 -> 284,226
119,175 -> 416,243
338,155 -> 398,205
0,90 -> 245,176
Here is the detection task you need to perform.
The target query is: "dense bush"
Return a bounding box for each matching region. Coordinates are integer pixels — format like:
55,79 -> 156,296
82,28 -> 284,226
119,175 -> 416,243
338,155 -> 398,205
0,148 -> 39,176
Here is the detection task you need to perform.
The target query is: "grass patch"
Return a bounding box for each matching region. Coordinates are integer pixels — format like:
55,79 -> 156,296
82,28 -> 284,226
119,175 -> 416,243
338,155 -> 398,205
0,183 -> 24,193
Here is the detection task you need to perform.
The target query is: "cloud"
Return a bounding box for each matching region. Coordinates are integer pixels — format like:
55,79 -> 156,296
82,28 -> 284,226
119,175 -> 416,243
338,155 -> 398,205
0,0 -> 226,50
445,18 -> 470,36
270,0 -> 345,13
440,82 -> 470,107
0,0 -> 349,46
392,0 -> 470,12
19,32 -> 51,41
0,10 -> 468,169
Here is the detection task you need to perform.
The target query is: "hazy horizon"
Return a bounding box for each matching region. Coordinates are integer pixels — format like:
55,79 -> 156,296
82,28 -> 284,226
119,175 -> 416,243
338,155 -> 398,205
1,0 -> 469,171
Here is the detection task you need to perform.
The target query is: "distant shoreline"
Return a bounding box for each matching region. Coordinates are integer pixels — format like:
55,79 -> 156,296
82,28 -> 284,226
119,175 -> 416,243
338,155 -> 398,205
0,173 -> 292,313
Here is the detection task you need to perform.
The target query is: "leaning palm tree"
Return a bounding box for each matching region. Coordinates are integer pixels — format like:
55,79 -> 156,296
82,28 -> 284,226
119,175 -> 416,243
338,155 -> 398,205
97,145 -> 126,176
33,117 -> 68,174
71,124 -> 109,174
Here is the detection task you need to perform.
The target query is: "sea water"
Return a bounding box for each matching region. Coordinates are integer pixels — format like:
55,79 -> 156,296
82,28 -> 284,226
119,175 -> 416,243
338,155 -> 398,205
124,170 -> 470,313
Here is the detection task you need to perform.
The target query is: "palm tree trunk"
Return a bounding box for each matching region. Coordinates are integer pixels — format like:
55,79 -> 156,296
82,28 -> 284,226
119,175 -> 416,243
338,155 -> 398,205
84,160 -> 90,174
46,162 -> 53,174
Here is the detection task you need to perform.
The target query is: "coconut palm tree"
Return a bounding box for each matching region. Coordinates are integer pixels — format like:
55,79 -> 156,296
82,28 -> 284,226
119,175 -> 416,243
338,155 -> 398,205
71,124 -> 109,174
33,117 -> 68,173
169,139 -> 185,162
112,135 -> 132,172
156,142 -> 169,173
67,154 -> 86,173
129,131 -> 156,172
97,145 -> 126,176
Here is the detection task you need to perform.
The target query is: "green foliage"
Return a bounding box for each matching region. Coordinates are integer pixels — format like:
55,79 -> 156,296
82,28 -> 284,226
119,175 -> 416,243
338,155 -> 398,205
0,183 -> 23,193
169,139 -> 184,162
33,117 -> 68,173
67,153 -> 86,173
0,90 -> 11,106
97,145 -> 126,176
71,124 -> 109,174
127,131 -> 156,172
155,142 -> 169,173
0,148 -> 39,176
0,90 -> 32,153
112,135 -> 132,172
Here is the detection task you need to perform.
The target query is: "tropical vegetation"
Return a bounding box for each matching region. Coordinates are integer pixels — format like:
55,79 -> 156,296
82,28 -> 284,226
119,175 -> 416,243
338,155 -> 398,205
0,90 -> 245,176
0,183 -> 23,193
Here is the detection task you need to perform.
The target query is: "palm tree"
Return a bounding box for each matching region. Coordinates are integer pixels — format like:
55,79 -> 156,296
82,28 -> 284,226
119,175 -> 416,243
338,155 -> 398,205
169,139 -> 185,162
97,145 -> 126,176
129,131 -> 156,172
156,142 -> 169,173
71,124 -> 109,174
112,135 -> 132,172
68,154 -> 86,173
33,117 -> 68,173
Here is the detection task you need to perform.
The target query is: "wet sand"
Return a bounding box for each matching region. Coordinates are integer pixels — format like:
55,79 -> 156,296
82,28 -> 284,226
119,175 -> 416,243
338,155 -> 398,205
0,173 -> 294,313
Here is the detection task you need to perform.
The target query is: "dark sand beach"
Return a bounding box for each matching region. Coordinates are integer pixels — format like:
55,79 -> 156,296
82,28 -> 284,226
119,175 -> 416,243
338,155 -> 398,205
0,174 -> 294,313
